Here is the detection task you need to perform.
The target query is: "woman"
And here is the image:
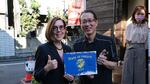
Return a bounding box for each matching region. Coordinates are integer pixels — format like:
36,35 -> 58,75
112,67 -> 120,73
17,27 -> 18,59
121,5 -> 148,84
34,17 -> 74,84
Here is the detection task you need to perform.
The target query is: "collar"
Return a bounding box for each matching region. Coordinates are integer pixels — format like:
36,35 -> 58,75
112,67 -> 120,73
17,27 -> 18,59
83,33 -> 99,44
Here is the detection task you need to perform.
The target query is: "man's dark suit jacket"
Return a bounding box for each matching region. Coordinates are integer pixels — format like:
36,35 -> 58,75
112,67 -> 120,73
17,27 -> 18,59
34,42 -> 71,84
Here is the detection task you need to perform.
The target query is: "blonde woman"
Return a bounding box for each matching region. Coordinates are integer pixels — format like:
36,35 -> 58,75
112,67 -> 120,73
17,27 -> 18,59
34,17 -> 74,84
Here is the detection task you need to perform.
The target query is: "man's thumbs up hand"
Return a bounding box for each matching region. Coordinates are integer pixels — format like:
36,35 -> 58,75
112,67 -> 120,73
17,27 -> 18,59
44,55 -> 58,72
48,55 -> 51,60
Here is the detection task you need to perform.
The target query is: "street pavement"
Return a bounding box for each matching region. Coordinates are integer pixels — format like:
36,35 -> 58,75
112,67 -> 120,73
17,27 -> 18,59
0,60 -> 149,84
0,61 -> 26,84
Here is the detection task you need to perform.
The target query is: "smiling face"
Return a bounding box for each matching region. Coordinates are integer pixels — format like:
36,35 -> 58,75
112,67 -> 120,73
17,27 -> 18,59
80,12 -> 98,36
52,20 -> 66,41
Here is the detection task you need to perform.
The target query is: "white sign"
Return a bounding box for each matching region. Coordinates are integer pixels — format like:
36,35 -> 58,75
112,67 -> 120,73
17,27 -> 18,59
25,60 -> 35,72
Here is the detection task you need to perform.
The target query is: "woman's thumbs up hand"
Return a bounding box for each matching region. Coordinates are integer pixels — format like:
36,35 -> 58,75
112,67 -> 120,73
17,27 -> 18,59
44,55 -> 58,72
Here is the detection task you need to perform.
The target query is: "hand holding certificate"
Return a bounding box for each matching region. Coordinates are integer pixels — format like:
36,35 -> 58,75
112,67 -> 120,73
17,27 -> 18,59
64,51 -> 97,76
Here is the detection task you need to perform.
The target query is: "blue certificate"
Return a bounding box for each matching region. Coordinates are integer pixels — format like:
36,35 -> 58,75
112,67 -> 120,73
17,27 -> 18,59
64,51 -> 97,76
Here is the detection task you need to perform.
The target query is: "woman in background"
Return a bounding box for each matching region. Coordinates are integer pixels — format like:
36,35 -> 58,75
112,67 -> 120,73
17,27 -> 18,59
121,5 -> 148,84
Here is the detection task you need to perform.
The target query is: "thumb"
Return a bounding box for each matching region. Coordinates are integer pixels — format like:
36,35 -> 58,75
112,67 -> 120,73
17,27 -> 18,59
100,49 -> 107,55
102,49 -> 106,53
48,55 -> 51,60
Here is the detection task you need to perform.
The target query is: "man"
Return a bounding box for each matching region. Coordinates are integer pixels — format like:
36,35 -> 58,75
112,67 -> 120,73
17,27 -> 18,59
73,10 -> 118,84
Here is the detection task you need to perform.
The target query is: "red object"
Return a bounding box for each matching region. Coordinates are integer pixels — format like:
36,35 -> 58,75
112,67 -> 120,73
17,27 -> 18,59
24,73 -> 32,82
68,0 -> 85,26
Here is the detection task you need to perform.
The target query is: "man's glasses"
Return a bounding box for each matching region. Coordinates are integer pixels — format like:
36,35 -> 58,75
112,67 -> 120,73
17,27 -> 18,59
81,19 -> 96,24
53,25 -> 65,32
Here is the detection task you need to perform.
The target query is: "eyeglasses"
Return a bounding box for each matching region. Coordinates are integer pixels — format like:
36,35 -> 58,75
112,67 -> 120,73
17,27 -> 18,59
52,25 -> 65,32
81,19 -> 96,24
